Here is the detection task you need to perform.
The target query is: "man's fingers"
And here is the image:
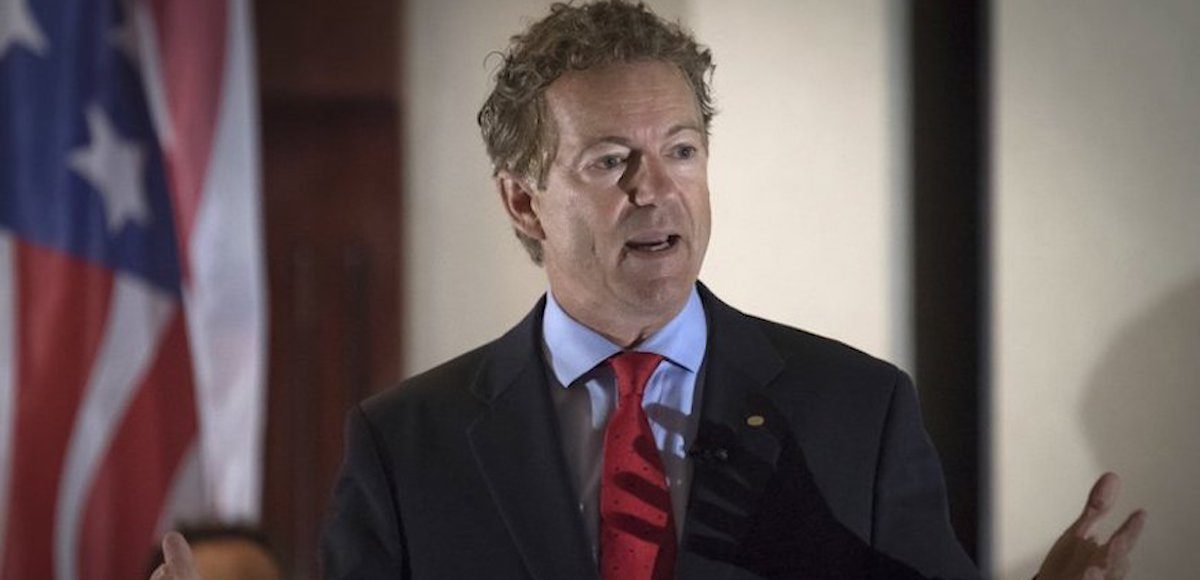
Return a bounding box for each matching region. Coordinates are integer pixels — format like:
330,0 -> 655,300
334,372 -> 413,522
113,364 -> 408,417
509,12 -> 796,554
1096,510 -> 1146,579
149,563 -> 167,580
1071,472 -> 1120,538
161,531 -> 195,569
1108,509 -> 1147,553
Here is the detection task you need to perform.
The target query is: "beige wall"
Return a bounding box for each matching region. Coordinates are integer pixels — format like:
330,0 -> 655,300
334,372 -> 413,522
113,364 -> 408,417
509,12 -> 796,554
402,0 -> 557,376
689,0 -> 911,371
401,0 -> 909,376
992,1 -> 1200,578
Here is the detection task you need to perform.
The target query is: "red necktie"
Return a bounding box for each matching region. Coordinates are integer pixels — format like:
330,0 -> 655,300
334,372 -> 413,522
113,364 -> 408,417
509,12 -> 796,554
600,351 -> 676,580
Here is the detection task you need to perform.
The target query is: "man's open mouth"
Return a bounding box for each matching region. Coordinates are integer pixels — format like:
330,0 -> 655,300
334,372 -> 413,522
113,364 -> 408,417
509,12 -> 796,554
625,234 -> 680,253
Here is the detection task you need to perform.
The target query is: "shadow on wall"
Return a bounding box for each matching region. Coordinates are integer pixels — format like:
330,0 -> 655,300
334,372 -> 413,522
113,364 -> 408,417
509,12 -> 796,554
1079,277 -> 1200,577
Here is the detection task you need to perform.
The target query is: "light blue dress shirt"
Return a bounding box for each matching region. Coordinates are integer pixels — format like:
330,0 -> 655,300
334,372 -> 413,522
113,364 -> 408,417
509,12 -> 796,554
541,286 -> 708,559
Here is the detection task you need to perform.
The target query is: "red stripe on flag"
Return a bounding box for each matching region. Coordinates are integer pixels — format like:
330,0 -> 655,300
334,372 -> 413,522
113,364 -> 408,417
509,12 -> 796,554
76,309 -> 197,580
148,0 -> 228,279
1,243 -> 114,580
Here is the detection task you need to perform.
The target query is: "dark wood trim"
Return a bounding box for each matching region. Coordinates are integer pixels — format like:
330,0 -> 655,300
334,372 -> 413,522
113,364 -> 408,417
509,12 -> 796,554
909,0 -> 991,571
256,1 -> 402,577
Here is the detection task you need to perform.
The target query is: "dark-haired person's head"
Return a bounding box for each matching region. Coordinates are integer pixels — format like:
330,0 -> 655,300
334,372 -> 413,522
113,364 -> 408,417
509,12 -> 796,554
147,524 -> 282,580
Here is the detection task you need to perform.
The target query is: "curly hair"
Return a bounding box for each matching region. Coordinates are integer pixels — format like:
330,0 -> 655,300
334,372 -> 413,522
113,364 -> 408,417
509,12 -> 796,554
477,0 -> 715,264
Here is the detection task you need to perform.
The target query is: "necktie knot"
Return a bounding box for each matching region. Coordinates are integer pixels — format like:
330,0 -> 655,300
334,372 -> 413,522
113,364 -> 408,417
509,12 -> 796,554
608,351 -> 664,399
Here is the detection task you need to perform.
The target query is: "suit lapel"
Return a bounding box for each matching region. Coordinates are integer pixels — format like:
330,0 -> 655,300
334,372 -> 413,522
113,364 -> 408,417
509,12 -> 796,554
465,287 -> 792,579
467,297 -> 599,580
677,284 -> 789,578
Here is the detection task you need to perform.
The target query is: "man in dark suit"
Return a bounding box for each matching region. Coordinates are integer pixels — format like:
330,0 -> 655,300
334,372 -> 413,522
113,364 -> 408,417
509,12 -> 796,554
156,2 -> 1145,579
314,3 -> 1145,579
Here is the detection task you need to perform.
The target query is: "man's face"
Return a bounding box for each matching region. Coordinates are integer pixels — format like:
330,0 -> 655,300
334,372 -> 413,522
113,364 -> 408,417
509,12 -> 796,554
524,60 -> 711,334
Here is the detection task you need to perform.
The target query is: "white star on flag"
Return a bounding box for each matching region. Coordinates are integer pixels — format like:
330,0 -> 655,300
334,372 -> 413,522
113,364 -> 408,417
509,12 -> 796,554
69,105 -> 152,235
0,0 -> 49,59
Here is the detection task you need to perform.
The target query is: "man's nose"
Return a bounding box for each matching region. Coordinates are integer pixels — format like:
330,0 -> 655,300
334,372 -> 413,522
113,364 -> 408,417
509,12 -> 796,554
620,153 -> 677,206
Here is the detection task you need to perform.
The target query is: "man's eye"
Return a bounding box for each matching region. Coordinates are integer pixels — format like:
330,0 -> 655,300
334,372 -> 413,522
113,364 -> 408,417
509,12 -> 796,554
595,155 -> 626,170
675,145 -> 697,159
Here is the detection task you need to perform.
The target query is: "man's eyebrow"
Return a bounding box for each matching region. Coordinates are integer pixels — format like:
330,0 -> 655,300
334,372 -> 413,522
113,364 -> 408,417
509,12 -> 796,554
581,123 -> 705,149
583,136 -> 634,149
569,122 -> 707,165
665,123 -> 704,137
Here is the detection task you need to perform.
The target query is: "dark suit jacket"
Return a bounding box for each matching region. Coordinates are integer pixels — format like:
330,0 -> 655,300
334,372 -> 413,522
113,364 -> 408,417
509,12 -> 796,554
320,285 -> 980,579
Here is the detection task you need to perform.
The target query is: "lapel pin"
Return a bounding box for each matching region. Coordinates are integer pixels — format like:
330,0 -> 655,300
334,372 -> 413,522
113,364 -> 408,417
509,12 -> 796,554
746,415 -> 765,427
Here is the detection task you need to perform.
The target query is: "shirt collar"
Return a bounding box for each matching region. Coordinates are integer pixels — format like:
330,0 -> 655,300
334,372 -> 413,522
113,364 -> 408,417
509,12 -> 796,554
542,285 -> 707,388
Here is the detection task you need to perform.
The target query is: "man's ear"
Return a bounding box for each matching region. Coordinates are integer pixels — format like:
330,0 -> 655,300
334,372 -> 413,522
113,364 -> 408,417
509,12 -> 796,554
496,170 -> 546,241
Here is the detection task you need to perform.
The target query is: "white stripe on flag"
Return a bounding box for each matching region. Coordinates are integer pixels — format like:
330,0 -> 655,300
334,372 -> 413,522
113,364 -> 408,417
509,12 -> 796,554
0,232 -> 16,570
184,0 -> 266,521
132,0 -> 175,151
53,274 -> 176,580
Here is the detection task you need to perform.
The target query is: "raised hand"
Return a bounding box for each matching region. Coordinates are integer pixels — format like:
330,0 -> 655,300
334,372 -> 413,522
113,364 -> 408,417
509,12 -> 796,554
1036,472 -> 1147,580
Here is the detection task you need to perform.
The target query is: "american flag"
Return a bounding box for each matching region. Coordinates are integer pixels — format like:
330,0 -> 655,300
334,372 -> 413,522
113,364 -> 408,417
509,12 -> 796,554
0,0 -> 266,578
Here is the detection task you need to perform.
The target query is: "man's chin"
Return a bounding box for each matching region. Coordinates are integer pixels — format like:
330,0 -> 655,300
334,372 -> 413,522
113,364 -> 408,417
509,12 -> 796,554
618,276 -> 695,317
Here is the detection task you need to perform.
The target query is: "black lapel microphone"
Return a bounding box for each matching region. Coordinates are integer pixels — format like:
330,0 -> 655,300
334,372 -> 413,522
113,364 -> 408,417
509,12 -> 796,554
687,443 -> 730,465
